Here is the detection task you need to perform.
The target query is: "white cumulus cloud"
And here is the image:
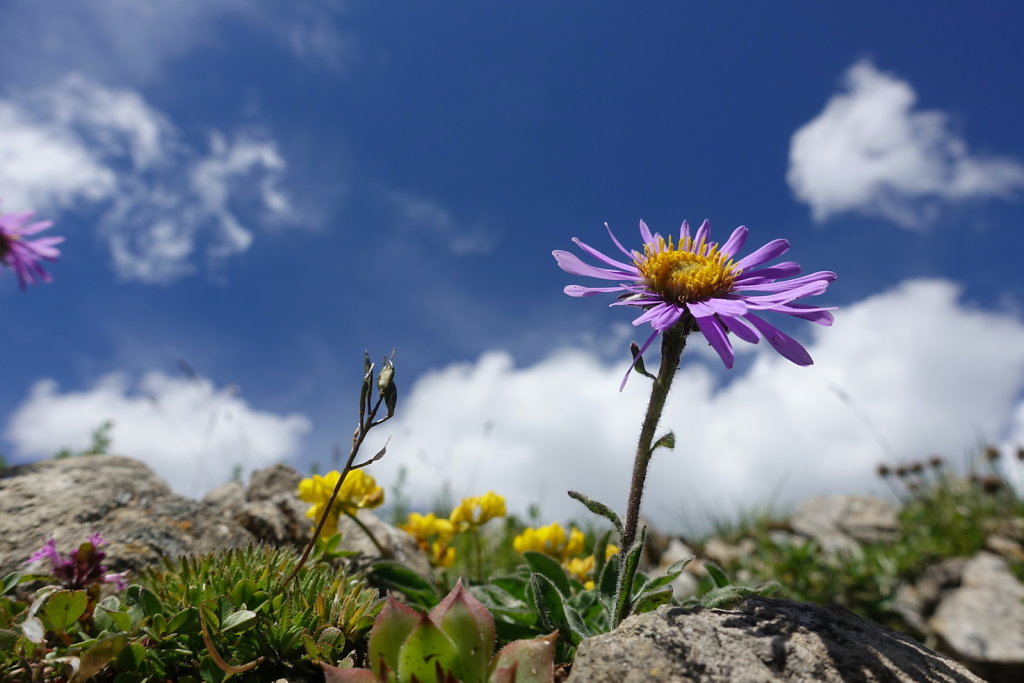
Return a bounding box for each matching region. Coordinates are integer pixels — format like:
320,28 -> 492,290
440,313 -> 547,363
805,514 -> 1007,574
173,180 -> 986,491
364,279 -> 1024,533
0,75 -> 293,283
788,60 -> 1024,228
5,371 -> 311,498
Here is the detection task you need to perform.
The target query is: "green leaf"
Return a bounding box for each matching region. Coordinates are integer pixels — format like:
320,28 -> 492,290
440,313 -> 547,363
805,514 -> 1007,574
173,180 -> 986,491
631,587 -> 673,614
368,597 -> 421,679
367,561 -> 438,609
1,572 -> 22,595
640,557 -> 693,594
522,552 -> 571,596
597,554 -> 619,614
613,527 -> 646,626
124,584 -> 162,619
41,590 -> 88,632
167,607 -> 198,634
79,634 -> 128,680
230,578 -> 257,606
116,641 -> 148,670
651,431 -> 675,453
528,573 -> 569,635
704,562 -> 731,589
629,342 -> 657,380
221,609 -> 257,634
490,631 -> 558,683
567,491 -> 622,535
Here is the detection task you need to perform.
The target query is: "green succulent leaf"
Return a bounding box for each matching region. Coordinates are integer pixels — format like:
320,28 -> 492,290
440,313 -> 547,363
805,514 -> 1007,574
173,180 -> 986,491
368,597 -> 421,679
397,616 -> 459,683
522,552 -> 571,596
430,582 -> 494,683
490,631 -> 558,683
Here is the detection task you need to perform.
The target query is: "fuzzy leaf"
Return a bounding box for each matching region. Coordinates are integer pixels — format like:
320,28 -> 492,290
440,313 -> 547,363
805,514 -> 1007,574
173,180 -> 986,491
522,552 -> 571,596
651,431 -> 675,453
613,527 -> 646,625
631,587 -> 673,614
640,557 -> 693,594
490,631 -> 557,683
368,596 -> 421,679
567,491 -> 622,535
597,554 -> 619,614
629,342 -> 657,380
528,573 -> 568,635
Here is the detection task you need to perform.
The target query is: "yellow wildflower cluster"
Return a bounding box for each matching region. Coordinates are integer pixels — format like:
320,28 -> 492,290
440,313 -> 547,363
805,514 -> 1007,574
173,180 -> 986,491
449,491 -> 507,532
512,522 -> 585,562
403,492 -> 508,568
401,512 -> 456,568
514,522 -> 618,589
297,469 -> 385,535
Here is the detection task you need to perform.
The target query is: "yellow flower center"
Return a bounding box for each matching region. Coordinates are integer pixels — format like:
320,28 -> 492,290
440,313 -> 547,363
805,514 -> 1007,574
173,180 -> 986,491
635,235 -> 741,303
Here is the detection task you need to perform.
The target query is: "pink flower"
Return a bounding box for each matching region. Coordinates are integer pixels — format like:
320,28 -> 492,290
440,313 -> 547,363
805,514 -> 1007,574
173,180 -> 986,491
0,208 -> 64,290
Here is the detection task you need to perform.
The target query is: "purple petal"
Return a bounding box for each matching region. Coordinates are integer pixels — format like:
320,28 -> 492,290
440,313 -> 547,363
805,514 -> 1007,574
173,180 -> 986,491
553,250 -> 634,281
743,313 -> 813,366
17,220 -> 55,236
638,220 -> 655,246
620,329 -> 660,391
632,302 -> 685,331
687,297 -> 749,318
605,223 -> 634,260
735,239 -> 790,270
564,284 -> 628,297
734,271 -> 836,293
734,261 -> 801,283
720,226 -> 748,259
572,237 -> 635,272
720,314 -> 760,344
695,314 -> 735,368
679,220 -> 691,243
693,220 -> 711,250
739,280 -> 831,304
760,303 -> 835,326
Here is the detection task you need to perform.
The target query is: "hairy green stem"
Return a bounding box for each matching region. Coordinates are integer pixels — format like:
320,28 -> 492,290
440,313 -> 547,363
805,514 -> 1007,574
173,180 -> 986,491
620,324 -> 689,551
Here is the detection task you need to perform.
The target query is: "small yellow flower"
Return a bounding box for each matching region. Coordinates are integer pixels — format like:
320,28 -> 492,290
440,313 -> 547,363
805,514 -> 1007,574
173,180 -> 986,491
402,512 -> 455,545
431,541 -> 456,568
512,522 -> 586,563
565,543 -> 619,588
449,491 -> 507,532
297,469 -> 384,534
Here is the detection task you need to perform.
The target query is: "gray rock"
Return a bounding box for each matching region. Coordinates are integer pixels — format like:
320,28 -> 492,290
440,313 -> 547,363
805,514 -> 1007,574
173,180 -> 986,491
892,557 -> 967,636
791,495 -> 900,555
703,537 -> 757,565
202,481 -> 246,510
567,598 -> 984,682
0,455 -> 254,577
930,552 -> 1024,683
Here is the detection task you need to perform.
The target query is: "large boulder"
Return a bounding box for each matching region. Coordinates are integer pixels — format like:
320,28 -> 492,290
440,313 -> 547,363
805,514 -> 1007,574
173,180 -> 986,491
566,598 -> 984,682
0,455 -> 254,576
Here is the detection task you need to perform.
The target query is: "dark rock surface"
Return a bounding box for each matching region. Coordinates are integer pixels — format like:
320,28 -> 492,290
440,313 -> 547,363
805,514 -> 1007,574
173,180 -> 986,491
567,598 -> 985,683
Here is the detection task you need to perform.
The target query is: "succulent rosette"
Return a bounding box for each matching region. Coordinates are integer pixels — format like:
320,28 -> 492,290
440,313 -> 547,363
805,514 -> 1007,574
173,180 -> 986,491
554,220 -> 836,387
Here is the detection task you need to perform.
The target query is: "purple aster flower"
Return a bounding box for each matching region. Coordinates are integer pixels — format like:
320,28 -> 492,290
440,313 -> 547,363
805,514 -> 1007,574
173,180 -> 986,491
26,534 -> 127,591
553,220 -> 836,388
0,208 -> 64,290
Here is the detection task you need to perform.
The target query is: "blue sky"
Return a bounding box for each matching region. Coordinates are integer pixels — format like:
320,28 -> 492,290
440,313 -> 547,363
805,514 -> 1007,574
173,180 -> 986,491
3,2 -> 1024,532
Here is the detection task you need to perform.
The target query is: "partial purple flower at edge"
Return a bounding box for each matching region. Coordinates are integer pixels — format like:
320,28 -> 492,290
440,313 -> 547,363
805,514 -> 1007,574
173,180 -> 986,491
26,534 -> 128,591
553,220 -> 836,388
0,208 -> 64,290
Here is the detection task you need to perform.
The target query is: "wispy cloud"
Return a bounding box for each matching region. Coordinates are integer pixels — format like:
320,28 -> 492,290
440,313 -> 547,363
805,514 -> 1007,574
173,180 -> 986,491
363,279 -> 1024,532
379,187 -> 499,256
5,371 -> 311,498
788,60 -> 1024,228
0,0 -> 356,86
0,75 -> 293,283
